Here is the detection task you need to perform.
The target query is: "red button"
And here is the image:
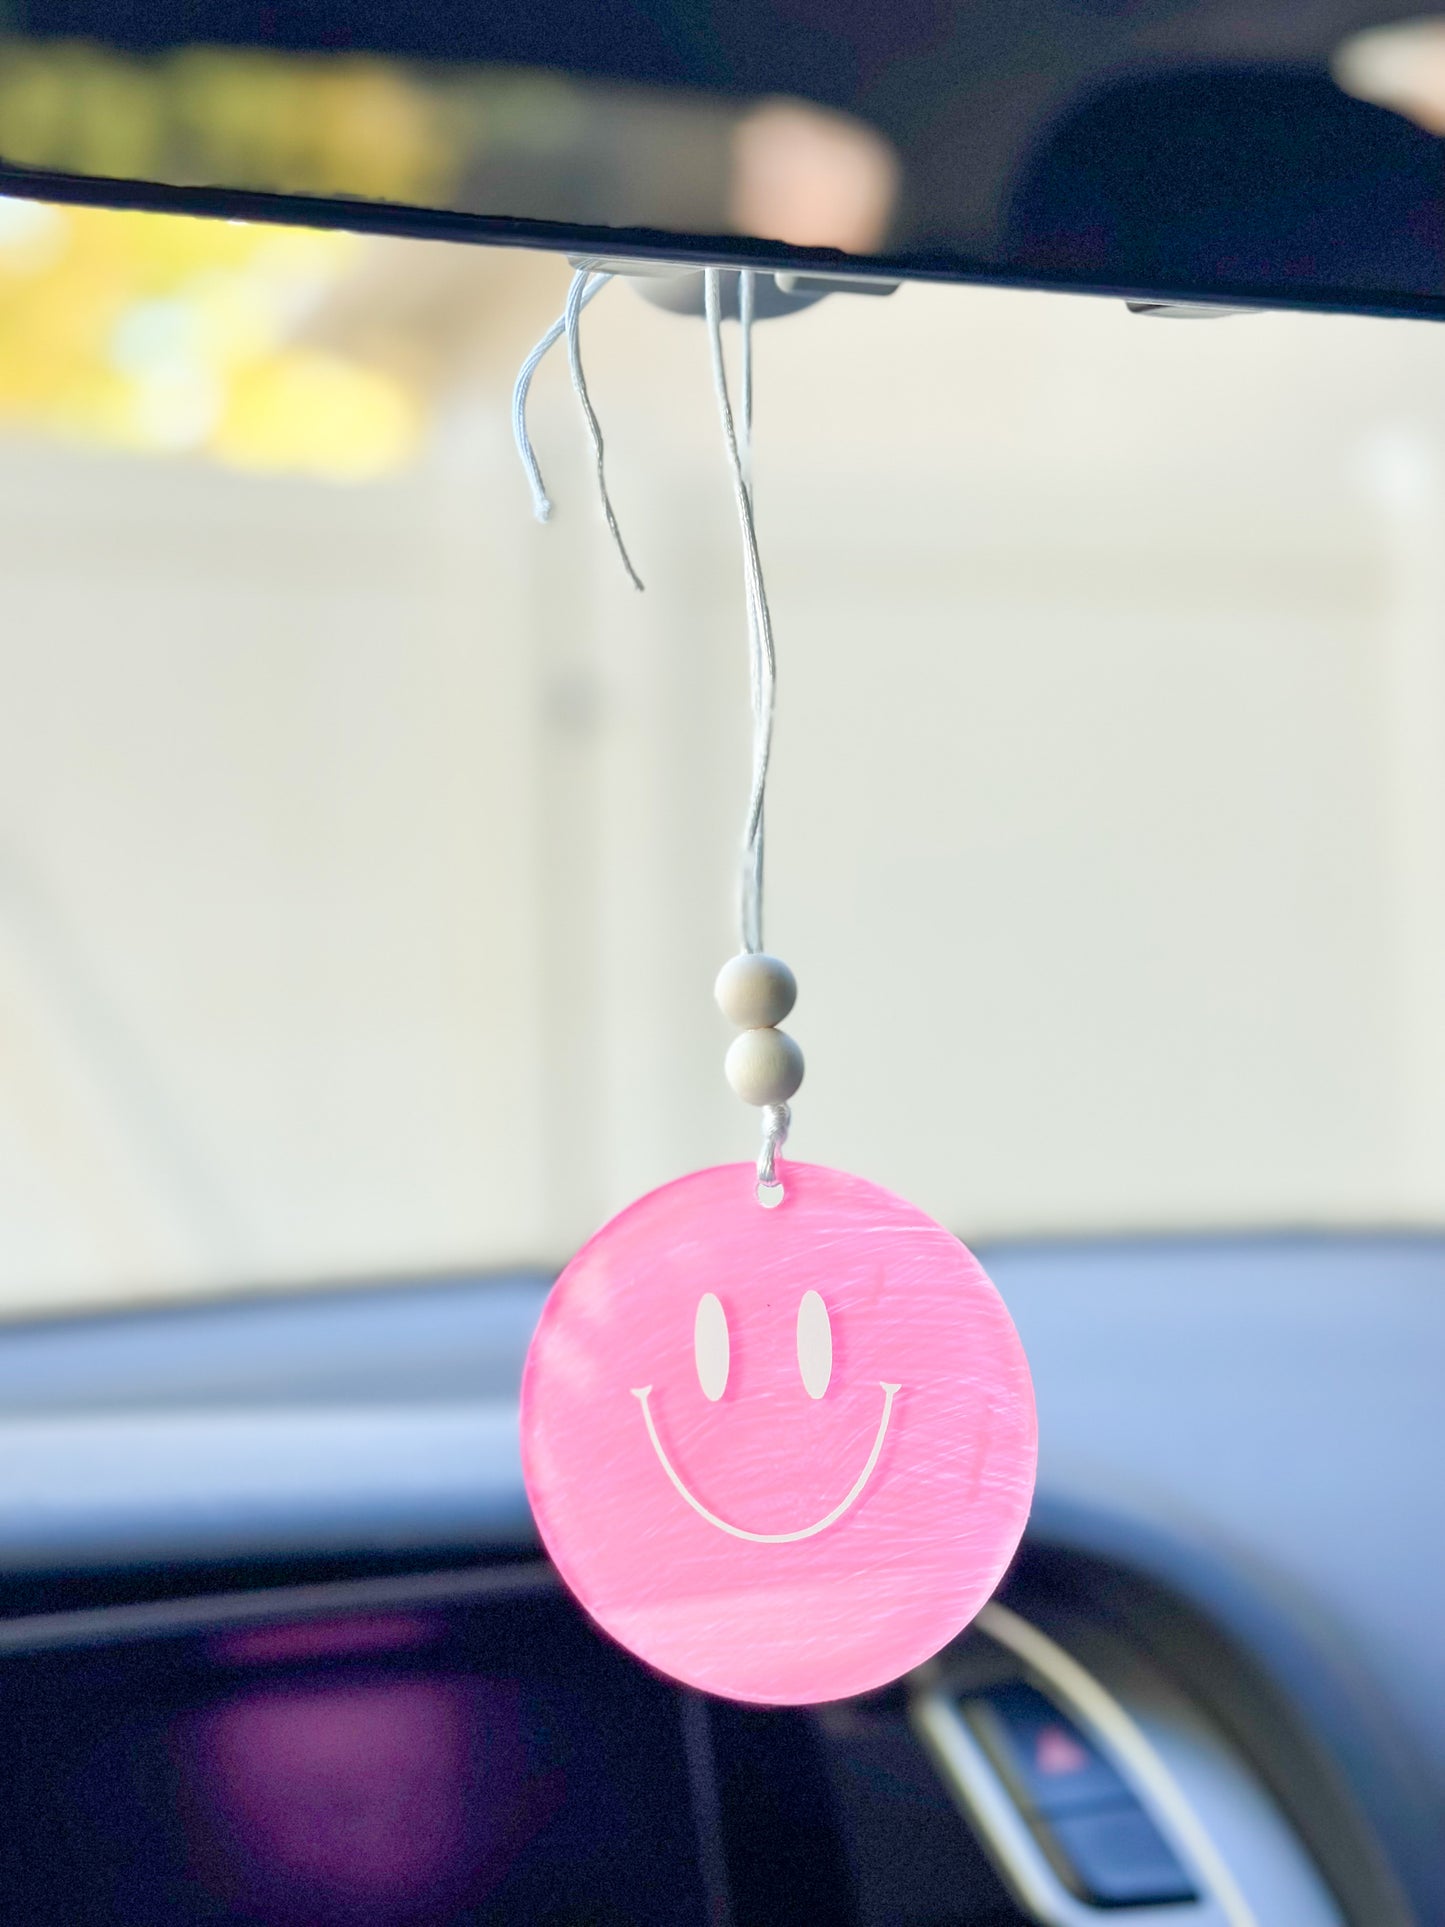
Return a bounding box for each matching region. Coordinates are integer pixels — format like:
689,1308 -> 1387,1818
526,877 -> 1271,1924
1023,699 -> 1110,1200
1035,1724 -> 1091,1778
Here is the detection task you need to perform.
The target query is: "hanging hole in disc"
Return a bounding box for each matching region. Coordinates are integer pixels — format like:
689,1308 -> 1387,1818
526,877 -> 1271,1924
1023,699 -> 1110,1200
757,1180 -> 785,1209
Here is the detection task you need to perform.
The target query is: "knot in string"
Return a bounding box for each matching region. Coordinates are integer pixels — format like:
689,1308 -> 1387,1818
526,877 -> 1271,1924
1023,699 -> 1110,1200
757,1101 -> 790,1203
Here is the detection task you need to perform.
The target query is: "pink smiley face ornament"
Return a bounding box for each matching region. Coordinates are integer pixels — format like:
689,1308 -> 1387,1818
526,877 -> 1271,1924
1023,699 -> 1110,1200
521,1160 -> 1037,1705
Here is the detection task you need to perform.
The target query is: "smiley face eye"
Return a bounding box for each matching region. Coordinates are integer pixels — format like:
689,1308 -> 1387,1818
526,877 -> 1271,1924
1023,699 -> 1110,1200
694,1292 -> 730,1401
796,1290 -> 833,1399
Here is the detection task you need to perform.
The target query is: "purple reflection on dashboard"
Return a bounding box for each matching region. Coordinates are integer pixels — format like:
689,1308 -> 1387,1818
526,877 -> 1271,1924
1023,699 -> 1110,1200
180,1675 -> 538,1924
212,1613 -> 437,1666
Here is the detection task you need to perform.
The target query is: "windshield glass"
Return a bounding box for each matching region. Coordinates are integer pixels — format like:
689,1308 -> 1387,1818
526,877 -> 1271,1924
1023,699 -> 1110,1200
0,199 -> 1436,1316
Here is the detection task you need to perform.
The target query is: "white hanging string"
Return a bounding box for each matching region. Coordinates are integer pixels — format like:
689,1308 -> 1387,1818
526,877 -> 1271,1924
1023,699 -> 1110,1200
511,267 -> 608,520
515,262 -> 788,1198
704,268 -> 774,959
512,265 -> 643,590
563,269 -> 645,593
735,267 -> 764,958
703,268 -> 789,1197
738,266 -> 755,493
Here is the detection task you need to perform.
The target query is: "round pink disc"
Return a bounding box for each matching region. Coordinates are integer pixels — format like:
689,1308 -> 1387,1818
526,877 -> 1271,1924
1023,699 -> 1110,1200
521,1161 -> 1037,1705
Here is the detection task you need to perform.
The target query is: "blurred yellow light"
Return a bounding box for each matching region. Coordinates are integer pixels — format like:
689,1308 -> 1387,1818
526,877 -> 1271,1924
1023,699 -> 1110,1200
0,197 -> 419,479
214,351 -> 420,479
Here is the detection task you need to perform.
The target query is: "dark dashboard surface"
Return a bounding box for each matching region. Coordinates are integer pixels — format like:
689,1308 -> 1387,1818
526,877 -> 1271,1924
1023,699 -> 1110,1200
0,1577 -> 717,1927
0,1233 -> 1439,1921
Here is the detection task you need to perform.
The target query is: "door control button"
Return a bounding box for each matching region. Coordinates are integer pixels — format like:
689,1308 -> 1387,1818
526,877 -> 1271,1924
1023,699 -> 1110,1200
966,1682 -> 1131,1815
963,1681 -> 1199,1909
1045,1805 -> 1198,1908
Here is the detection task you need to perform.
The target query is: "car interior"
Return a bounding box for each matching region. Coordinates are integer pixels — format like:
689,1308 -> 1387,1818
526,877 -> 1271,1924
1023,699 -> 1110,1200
0,1 -> 1442,1923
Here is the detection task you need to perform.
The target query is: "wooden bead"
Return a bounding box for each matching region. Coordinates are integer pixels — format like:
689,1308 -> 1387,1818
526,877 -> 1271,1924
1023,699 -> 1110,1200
725,1027 -> 804,1105
714,952 -> 797,1029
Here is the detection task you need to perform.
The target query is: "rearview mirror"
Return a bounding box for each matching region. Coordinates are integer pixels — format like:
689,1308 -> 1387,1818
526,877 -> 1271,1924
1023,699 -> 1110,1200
2,2 -> 1443,318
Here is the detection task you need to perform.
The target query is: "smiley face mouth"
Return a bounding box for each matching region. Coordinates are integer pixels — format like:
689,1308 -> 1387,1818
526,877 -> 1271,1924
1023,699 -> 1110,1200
629,1382 -> 900,1543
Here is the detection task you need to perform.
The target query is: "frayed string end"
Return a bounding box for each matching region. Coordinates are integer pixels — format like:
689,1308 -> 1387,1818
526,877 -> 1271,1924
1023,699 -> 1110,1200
512,266 -> 644,590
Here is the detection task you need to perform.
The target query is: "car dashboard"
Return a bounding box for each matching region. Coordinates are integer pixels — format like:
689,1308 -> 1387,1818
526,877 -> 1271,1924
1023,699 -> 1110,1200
0,1237 -> 1438,1927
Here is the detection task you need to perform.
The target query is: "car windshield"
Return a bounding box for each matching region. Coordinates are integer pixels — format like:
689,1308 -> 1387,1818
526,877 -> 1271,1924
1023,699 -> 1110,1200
1,198 -> 1436,1316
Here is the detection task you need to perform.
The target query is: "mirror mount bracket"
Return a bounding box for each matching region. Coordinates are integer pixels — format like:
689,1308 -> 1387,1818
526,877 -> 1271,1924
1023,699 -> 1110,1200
567,258 -> 900,320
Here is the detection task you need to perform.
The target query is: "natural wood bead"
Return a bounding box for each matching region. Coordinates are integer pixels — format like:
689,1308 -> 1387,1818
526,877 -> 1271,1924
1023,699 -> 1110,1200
714,952 -> 797,1029
725,1026 -> 804,1105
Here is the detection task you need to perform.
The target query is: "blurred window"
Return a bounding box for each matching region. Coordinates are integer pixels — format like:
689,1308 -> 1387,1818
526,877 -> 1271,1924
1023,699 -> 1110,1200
1,210 -> 1441,1312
